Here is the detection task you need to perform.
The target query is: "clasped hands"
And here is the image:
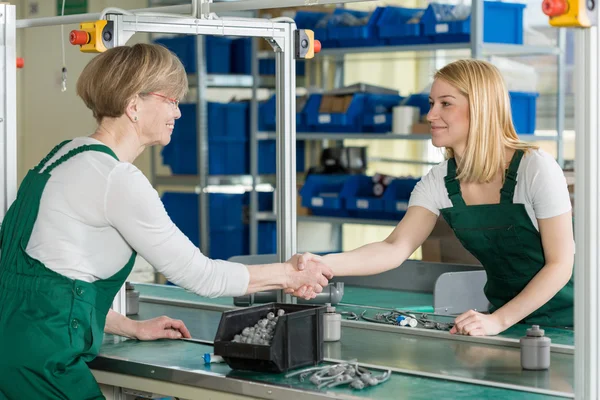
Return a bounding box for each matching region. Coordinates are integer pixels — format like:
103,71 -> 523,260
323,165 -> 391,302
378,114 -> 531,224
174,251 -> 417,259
284,252 -> 331,300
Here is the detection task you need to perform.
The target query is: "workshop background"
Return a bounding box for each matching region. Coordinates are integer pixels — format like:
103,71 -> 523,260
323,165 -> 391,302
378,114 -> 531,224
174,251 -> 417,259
13,0 -> 574,283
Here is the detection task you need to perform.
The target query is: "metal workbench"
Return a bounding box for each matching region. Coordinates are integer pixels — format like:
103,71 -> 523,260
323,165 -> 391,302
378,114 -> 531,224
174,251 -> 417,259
90,283 -> 574,399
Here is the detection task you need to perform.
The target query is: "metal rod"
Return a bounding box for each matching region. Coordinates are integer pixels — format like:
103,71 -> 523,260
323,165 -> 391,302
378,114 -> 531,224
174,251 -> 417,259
196,36 -> 210,256
470,0 -> 483,59
556,28 -> 566,168
574,26 -> 600,400
323,357 -> 574,399
0,4 -> 17,221
249,32 -> 259,255
275,23 -> 297,304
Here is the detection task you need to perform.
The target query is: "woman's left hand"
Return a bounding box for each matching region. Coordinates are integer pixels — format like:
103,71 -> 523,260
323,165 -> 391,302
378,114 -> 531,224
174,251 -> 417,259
134,316 -> 192,340
450,310 -> 505,336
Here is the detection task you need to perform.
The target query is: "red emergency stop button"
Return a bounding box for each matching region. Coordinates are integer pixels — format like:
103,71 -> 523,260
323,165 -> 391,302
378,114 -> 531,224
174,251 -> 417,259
542,0 -> 568,17
314,39 -> 322,54
70,30 -> 90,46
16,58 -> 24,68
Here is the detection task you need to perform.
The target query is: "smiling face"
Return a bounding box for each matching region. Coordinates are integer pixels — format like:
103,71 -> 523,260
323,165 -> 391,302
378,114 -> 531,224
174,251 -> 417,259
427,78 -> 470,156
136,92 -> 182,147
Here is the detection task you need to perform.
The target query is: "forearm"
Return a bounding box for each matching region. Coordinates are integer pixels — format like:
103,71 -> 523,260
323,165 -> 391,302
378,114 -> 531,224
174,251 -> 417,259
104,309 -> 138,339
323,240 -> 412,277
245,263 -> 289,294
493,263 -> 573,329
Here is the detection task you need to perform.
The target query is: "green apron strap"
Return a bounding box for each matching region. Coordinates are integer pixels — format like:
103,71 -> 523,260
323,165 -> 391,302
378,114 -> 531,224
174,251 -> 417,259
43,144 -> 119,174
33,140 -> 72,172
444,158 -> 466,207
500,150 -> 524,204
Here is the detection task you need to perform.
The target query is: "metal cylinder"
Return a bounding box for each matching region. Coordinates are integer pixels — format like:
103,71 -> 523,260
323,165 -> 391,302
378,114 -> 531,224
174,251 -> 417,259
520,325 -> 551,370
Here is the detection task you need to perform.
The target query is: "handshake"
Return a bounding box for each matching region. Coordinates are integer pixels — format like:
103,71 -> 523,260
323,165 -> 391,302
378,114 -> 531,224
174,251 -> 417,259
283,253 -> 334,300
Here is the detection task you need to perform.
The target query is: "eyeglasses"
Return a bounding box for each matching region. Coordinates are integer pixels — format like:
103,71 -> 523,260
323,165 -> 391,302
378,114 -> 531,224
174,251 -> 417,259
146,92 -> 180,109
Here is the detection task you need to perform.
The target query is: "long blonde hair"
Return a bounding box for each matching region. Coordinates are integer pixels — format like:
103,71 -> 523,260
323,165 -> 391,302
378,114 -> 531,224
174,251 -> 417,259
434,59 -> 537,183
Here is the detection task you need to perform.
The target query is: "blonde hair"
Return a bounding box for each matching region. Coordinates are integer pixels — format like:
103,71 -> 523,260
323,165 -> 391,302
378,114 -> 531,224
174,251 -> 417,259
434,59 -> 537,183
77,43 -> 188,123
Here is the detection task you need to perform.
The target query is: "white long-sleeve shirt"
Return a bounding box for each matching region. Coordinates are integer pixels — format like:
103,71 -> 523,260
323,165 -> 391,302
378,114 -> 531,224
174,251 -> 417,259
25,137 -> 249,298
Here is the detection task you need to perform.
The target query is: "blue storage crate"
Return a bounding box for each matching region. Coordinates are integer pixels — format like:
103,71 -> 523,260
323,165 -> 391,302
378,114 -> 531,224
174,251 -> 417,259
161,136 -> 247,175
421,2 -> 525,45
509,91 -> 538,134
259,59 -> 306,76
258,140 -> 306,174
327,8 -> 386,47
154,35 -> 233,74
294,10 -> 335,48
382,177 -> 420,218
258,94 -> 317,132
161,192 -> 247,259
173,102 -> 247,139
340,175 -> 388,219
307,93 -> 402,133
404,93 -> 430,117
377,7 -> 429,46
362,113 -> 393,133
258,221 -> 277,254
299,174 -> 350,217
231,37 -> 252,74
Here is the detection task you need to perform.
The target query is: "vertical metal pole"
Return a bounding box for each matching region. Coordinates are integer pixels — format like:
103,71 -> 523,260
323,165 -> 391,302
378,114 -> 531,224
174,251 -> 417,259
275,24 -> 296,304
556,28 -> 566,168
197,35 -> 210,256
574,26 -> 600,400
249,35 -> 259,255
0,4 -> 17,222
470,0 -> 483,59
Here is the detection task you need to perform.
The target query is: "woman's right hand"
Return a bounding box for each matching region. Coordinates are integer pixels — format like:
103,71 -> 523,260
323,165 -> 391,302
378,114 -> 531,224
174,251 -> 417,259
284,253 -> 330,300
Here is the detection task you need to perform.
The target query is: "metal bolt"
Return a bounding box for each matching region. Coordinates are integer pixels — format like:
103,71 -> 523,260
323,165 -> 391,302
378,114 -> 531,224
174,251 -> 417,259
0,118 -> 3,123
267,390 -> 272,394
150,370 -> 155,374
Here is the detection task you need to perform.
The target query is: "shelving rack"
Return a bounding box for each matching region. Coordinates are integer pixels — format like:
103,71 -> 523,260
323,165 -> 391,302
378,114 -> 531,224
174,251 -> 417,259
148,0 -> 567,254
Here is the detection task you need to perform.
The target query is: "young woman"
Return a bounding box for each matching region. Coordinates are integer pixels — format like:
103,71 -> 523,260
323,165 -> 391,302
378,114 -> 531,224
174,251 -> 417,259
295,59 -> 574,337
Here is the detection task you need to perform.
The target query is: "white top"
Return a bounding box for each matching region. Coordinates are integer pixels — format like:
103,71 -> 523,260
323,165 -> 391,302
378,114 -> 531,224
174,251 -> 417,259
408,149 -> 571,230
26,137 -> 250,298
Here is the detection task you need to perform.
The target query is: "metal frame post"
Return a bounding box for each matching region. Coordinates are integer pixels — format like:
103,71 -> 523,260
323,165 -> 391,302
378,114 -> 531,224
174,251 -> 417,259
574,26 -> 600,400
275,22 -> 296,304
469,0 -> 483,59
196,36 -> 210,257
0,4 -> 17,222
556,28 -> 566,168
249,35 -> 259,255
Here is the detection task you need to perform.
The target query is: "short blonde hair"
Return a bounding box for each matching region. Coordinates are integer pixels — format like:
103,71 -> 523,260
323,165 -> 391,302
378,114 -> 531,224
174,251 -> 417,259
77,43 -> 188,123
435,59 -> 537,183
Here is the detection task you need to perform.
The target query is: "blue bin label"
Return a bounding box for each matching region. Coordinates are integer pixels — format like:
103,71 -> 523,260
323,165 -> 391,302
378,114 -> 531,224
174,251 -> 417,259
356,199 -> 369,209
318,114 -> 332,124
311,197 -> 324,207
435,24 -> 449,34
396,201 -> 408,212
373,114 -> 386,125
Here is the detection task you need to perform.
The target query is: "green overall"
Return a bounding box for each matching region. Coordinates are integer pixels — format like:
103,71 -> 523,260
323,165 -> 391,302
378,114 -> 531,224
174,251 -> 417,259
0,141 -> 136,399
440,150 -> 573,327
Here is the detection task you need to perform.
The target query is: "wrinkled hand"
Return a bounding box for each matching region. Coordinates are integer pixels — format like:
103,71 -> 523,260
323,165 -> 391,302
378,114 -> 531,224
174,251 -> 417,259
135,316 -> 192,340
284,253 -> 333,300
284,253 -> 331,300
450,310 -> 504,336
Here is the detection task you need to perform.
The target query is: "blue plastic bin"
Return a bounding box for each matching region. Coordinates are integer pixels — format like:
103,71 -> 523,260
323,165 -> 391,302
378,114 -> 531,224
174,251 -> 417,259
340,175 -> 388,219
154,35 -> 233,74
377,7 -> 428,45
257,140 -> 306,174
161,192 -> 246,259
299,175 -> 351,217
258,222 -> 277,254
382,178 -> 420,218
421,2 -> 525,45
258,94 -> 317,132
404,93 -> 430,117
509,91 -> 538,134
327,8 -> 386,47
294,10 -> 335,48
307,93 -> 402,133
231,37 -> 252,74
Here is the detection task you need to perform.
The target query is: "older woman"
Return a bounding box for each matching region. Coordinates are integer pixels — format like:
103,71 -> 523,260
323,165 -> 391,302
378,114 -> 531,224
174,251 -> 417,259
0,43 -> 332,399
295,59 -> 574,336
